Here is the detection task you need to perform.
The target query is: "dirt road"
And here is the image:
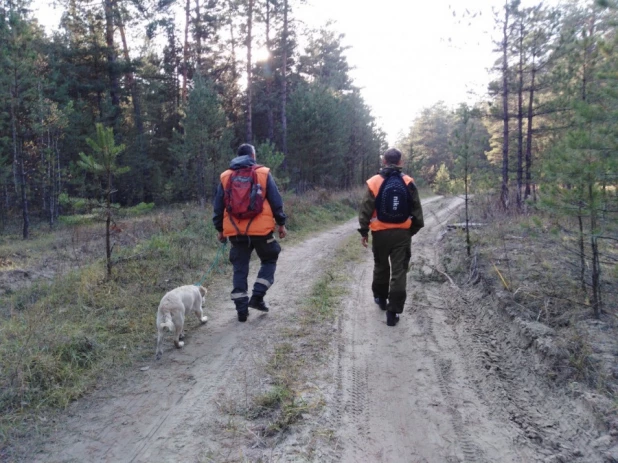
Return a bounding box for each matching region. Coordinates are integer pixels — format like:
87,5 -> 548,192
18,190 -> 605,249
29,196 -> 601,463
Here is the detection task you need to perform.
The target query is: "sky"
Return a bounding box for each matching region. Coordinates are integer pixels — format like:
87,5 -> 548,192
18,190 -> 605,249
32,0 -> 557,145
296,0 -> 515,145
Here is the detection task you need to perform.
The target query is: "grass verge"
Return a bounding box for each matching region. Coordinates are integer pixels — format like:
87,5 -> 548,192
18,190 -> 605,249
244,234 -> 363,442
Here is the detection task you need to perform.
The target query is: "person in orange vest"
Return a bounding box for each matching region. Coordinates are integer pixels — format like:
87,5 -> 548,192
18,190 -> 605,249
358,148 -> 424,326
213,144 -> 287,322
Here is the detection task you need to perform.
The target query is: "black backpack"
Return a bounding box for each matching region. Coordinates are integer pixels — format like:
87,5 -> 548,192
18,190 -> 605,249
375,171 -> 412,223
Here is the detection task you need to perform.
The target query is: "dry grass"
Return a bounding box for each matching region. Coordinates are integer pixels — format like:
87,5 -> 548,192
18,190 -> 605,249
283,188 -> 363,242
438,192 -> 618,396
214,234 -> 361,449
251,237 -> 360,438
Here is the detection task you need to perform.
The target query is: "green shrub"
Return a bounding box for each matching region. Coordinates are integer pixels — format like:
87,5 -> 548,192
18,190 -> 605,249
120,202 -> 155,217
58,214 -> 97,225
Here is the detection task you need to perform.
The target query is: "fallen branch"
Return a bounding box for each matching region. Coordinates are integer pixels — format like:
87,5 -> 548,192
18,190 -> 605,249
429,264 -> 458,289
492,261 -> 510,291
447,222 -> 486,230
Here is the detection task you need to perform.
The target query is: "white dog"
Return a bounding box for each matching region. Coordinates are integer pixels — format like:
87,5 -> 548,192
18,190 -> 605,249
156,285 -> 207,360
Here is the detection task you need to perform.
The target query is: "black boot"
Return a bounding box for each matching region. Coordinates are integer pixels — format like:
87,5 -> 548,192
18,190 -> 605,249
249,295 -> 269,312
238,311 -> 248,322
386,311 -> 400,326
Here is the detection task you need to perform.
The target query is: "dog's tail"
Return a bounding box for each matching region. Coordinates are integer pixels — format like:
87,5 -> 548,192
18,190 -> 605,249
159,313 -> 174,332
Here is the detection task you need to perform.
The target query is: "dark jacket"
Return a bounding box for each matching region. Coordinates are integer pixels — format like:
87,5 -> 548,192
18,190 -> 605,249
212,155 -> 286,233
358,165 -> 424,238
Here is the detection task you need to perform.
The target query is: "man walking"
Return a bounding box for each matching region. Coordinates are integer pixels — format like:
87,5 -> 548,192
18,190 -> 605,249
358,148 -> 424,326
213,144 -> 287,322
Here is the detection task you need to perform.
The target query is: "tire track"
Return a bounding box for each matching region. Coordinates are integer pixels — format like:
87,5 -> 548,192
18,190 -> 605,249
445,289 -> 596,461
329,196 -> 536,463
333,197 -> 467,462
129,348 -> 243,462
340,266 -> 371,463
416,308 -> 486,463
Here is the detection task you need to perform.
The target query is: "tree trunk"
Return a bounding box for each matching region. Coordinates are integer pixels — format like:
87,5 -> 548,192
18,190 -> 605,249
104,0 -> 120,123
465,162 -> 470,257
11,69 -> 18,193
182,0 -> 191,105
246,0 -> 254,143
47,129 -> 55,229
577,212 -> 587,297
106,171 -> 112,278
281,0 -> 289,159
346,130 -> 355,189
500,2 -> 510,210
55,135 -> 62,219
19,148 -> 29,240
582,13 -> 596,103
516,20 -> 524,209
524,50 -> 536,201
118,17 -> 147,202
10,77 -> 29,239
463,116 -> 471,257
265,0 -> 274,142
86,18 -> 105,118
211,161 -> 217,198
0,186 -> 5,232
195,0 -> 202,71
197,150 -> 206,207
229,3 -> 238,83
588,184 -> 601,318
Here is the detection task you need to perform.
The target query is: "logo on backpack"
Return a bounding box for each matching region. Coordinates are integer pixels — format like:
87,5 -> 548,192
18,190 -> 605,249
224,165 -> 265,221
375,171 -> 412,223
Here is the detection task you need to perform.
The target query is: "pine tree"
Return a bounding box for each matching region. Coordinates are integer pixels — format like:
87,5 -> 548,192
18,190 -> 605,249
78,123 -> 129,278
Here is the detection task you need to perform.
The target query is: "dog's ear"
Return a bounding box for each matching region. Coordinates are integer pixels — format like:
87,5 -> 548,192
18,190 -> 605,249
199,286 -> 207,297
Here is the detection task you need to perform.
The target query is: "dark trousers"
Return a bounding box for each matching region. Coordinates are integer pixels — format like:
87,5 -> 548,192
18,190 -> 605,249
229,235 -> 281,313
371,228 -> 412,314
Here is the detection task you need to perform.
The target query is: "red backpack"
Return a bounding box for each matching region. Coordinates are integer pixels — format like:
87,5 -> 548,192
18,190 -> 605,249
224,165 -> 265,224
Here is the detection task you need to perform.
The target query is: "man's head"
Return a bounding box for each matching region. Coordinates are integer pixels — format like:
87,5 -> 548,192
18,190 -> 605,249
382,148 -> 403,166
237,143 -> 256,159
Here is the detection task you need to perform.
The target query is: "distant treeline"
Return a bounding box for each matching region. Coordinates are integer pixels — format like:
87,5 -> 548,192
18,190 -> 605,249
1,1 -> 617,246
398,0 -> 618,210
0,0 -> 387,232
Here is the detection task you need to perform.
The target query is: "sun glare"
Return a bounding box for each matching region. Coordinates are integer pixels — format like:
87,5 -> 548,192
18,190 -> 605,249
254,47 -> 271,63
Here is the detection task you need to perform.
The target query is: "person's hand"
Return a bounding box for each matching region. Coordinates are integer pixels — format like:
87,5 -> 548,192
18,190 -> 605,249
361,236 -> 368,248
217,231 -> 227,243
278,225 -> 287,239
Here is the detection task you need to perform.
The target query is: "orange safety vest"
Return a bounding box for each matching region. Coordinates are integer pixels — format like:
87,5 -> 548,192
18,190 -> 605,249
367,173 -> 414,232
220,166 -> 275,237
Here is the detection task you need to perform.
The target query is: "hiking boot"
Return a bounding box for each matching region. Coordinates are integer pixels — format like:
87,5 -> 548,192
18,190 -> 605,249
374,297 -> 387,311
249,295 -> 269,312
238,311 -> 248,322
386,311 -> 400,327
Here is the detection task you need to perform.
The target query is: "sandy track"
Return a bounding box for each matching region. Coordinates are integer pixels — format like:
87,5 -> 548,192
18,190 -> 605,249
326,196 -> 536,462
320,195 -> 599,463
28,195 -> 601,463
30,214 -> 359,463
